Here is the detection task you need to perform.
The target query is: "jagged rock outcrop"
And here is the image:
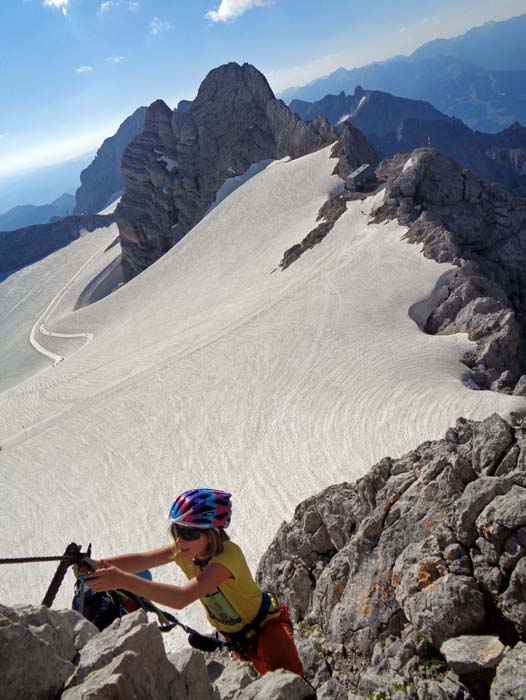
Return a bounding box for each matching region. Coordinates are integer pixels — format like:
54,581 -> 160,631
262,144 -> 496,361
0,604 -> 315,700
291,87 -> 448,138
373,148 -> 526,394
74,106 -> 147,215
257,413 -> 526,699
279,128 -> 379,269
0,213 -> 114,274
290,88 -> 526,196
116,62 -> 345,281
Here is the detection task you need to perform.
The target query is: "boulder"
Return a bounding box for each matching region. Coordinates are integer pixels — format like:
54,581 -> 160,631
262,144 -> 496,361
169,647 -> 216,699
212,658 -> 258,700
64,611 -> 187,698
440,635 -> 506,674
234,668 -> 314,699
490,642 -> 526,699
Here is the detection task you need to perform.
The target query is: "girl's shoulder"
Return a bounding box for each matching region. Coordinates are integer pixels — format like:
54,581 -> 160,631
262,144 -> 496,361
211,540 -> 247,566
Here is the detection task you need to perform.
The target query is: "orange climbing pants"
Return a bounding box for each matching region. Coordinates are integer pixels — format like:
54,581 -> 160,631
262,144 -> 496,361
231,605 -> 304,676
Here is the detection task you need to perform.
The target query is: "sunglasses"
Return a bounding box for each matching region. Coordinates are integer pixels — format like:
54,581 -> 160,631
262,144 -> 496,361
172,524 -> 203,541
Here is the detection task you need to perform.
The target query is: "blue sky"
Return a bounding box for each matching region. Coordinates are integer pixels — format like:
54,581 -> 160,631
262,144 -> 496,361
1,0 -> 524,178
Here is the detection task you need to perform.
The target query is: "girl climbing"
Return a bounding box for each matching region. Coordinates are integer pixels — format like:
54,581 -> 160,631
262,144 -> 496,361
85,488 -> 304,676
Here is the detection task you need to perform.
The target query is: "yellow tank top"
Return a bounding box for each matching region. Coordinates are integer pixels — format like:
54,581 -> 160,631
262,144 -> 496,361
173,540 -> 263,633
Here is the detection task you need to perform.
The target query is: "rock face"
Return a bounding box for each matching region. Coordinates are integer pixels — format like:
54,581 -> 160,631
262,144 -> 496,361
0,213 -> 114,274
373,148 -> 526,394
291,88 -> 526,196
0,604 -> 316,700
74,106 -> 147,215
257,413 -> 526,698
116,62 -> 345,281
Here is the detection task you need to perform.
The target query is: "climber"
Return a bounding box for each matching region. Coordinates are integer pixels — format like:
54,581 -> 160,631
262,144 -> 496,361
85,489 -> 304,676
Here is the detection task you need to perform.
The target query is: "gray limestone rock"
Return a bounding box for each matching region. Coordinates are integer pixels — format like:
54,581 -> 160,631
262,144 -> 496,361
258,415 -> 526,698
374,148 -> 526,395
169,647 -> 216,700
234,668 -> 314,700
316,677 -> 350,700
212,658 -> 258,700
440,635 -> 506,674
64,611 -> 186,698
490,642 -> 526,699
61,649 -> 176,700
0,604 -> 97,700
116,62 -> 373,281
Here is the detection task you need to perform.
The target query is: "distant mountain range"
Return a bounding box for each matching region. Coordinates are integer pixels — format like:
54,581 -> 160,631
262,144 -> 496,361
0,152 -> 94,216
291,87 -> 526,197
0,193 -> 75,231
280,15 -> 526,133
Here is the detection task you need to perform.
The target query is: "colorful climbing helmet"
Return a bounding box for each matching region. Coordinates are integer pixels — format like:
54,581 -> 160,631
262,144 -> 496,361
169,489 -> 232,529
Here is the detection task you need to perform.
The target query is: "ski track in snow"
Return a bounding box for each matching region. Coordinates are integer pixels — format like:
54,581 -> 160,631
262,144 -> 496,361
0,147 -> 525,642
28,240 -> 110,365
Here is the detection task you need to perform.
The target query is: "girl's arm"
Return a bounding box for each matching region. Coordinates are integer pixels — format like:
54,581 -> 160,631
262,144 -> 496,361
85,560 -> 233,610
96,546 -> 174,573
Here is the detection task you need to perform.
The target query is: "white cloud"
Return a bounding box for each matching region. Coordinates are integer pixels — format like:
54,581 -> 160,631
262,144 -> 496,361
98,1 -> 139,16
43,0 -> 69,15
151,16 -> 171,34
207,0 -> 273,23
107,55 -> 125,63
75,65 -> 94,74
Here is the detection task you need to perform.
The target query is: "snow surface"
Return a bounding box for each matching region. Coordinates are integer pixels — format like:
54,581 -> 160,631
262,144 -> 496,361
1,145 -> 524,645
158,155 -> 178,172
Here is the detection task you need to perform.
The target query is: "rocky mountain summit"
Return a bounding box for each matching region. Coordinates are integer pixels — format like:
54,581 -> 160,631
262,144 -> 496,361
290,87 -> 449,138
372,148 -> 526,395
74,106 -> 147,216
116,62 -> 375,281
290,89 -> 526,196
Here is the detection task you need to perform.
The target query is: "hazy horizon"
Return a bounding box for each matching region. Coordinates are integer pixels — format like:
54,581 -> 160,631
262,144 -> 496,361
1,0 -> 524,183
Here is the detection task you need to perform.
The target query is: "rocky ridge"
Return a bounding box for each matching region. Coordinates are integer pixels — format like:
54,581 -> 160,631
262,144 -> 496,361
116,62 -> 360,281
372,148 -> 526,395
74,106 -> 147,216
257,413 -> 526,699
0,214 -> 115,274
1,604 -> 316,700
290,89 -> 526,197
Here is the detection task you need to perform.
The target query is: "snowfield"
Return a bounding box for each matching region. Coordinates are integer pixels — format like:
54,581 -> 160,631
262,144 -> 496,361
1,146 -> 524,642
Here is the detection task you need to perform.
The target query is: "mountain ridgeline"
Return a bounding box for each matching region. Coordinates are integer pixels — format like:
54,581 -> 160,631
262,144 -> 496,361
290,88 -> 526,197
115,62 -> 376,281
280,15 -> 526,133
